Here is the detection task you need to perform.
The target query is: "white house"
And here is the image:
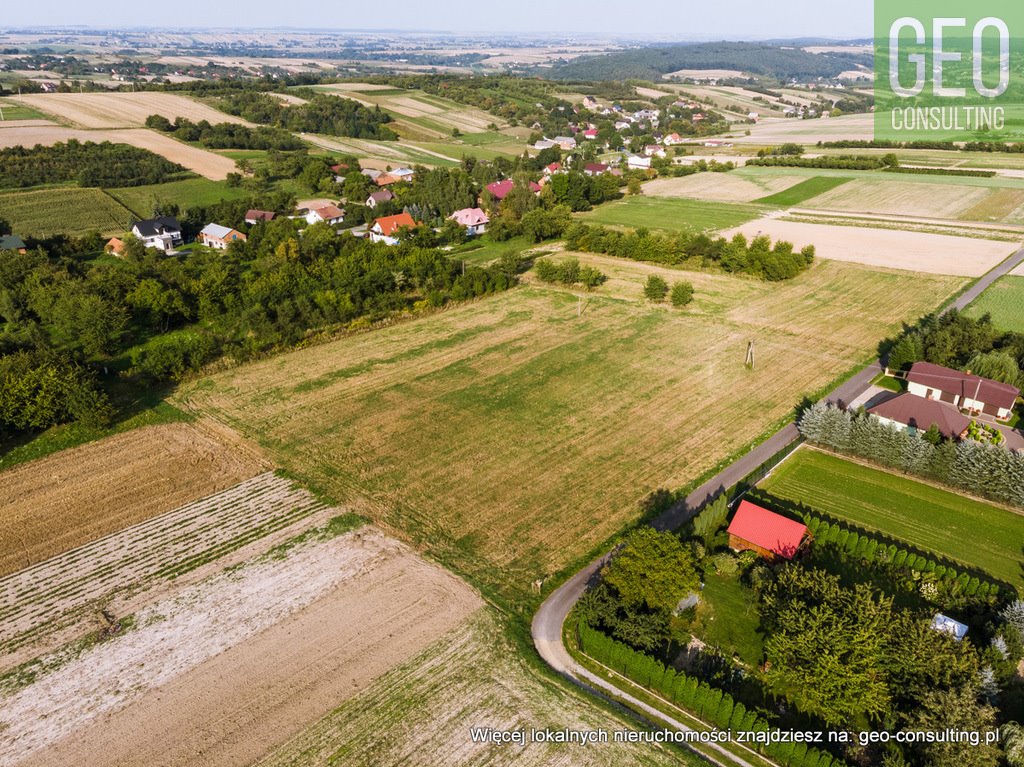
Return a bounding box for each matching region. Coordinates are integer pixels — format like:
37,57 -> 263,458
906,361 -> 1020,421
370,212 -> 417,246
305,204 -> 345,226
626,155 -> 652,170
131,217 -> 182,252
199,223 -> 246,250
553,136 -> 577,151
449,207 -> 489,236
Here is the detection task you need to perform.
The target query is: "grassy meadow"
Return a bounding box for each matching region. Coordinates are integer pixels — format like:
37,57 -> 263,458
964,275 -> 1024,332
179,258 -> 963,603
760,448 -> 1024,587
579,196 -> 772,233
107,177 -> 248,218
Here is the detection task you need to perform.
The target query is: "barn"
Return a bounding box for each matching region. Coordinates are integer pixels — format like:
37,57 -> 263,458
726,500 -> 809,560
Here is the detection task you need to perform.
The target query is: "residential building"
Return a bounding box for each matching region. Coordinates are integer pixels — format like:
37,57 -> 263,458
727,500 -> 809,561
931,613 -> 968,641
866,392 -> 970,440
582,128 -> 599,140
0,234 -> 27,254
305,204 -> 345,226
104,237 -> 124,256
245,209 -> 276,225
449,207 -> 489,236
199,223 -> 247,250
663,132 -> 685,146
644,144 -> 667,158
366,190 -> 395,208
485,179 -> 542,201
906,361 -> 1020,421
553,136 -> 577,151
131,217 -> 182,252
370,212 -> 417,246
626,155 -> 652,170
583,162 -> 609,176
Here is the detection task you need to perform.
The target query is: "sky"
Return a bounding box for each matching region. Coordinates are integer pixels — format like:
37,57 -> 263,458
3,0 -> 873,40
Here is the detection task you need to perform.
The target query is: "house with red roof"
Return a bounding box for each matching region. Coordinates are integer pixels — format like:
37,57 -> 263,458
584,162 -> 609,176
305,204 -> 345,227
543,162 -> 563,176
727,500 -> 809,561
485,179 -> 542,201
370,212 -> 417,246
906,361 -> 1020,421
867,392 -> 970,440
448,207 -> 489,236
583,128 -> 599,140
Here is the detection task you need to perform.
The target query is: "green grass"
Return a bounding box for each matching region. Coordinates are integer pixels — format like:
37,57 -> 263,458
449,235 -> 537,266
691,572 -> 763,665
964,274 -> 1024,333
0,187 -> 135,236
580,196 -> 771,233
107,177 -> 247,218
0,98 -> 47,121
754,176 -> 851,206
760,448 -> 1024,587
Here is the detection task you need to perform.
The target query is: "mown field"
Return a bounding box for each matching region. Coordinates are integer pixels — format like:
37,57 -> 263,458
0,99 -> 47,121
107,177 -> 248,218
964,274 -> 1024,332
255,609 -> 696,767
0,187 -> 134,236
754,176 -> 850,206
579,196 -> 771,233
179,259 -> 963,602
760,448 -> 1024,587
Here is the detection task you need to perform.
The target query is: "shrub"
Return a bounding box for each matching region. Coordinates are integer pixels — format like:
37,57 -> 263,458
644,274 -> 669,302
670,280 -> 694,307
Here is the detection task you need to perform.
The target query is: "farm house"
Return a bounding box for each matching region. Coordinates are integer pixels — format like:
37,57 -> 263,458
726,500 -> 808,560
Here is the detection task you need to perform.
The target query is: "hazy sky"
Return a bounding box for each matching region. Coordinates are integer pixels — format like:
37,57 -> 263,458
4,0 -> 872,40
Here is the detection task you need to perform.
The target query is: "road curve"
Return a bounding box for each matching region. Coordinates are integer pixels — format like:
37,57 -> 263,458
531,246 -> 1024,757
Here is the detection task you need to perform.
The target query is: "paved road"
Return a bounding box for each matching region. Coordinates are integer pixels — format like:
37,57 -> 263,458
531,246 -> 1024,759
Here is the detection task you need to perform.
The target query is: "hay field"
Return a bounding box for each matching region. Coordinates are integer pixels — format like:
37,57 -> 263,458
641,172 -> 806,203
18,92 -> 251,129
0,420 -> 267,578
180,263 -> 963,601
256,610 -> 692,767
0,187 -> 134,236
580,196 -> 770,232
801,177 -> 991,219
0,125 -> 236,179
723,218 -> 1013,276
965,274 -> 1024,331
728,113 -> 873,143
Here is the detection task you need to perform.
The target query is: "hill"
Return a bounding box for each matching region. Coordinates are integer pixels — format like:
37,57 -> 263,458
544,41 -> 871,82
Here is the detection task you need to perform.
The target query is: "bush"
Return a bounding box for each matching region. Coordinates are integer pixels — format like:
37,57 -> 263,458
670,280 -> 694,307
644,274 -> 669,302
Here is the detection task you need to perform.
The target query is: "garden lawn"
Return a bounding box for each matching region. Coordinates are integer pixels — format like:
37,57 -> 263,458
964,275 -> 1024,333
692,573 -> 763,665
579,196 -> 771,234
760,448 -> 1024,587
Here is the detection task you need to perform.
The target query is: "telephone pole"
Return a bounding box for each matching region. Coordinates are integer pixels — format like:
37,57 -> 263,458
745,340 -> 755,369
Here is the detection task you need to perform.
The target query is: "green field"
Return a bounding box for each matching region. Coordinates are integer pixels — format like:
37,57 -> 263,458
107,177 -> 247,218
964,274 -> 1024,332
0,187 -> 135,236
760,448 -> 1024,587
690,573 -> 763,665
0,98 -> 47,121
579,196 -> 771,233
754,176 -> 851,206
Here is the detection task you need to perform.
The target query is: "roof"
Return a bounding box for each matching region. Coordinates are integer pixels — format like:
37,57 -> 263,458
245,209 -> 275,222
907,361 -> 1020,411
311,204 -> 345,221
931,613 -> 968,641
585,163 -> 609,174
132,216 -> 181,237
373,212 -> 416,237
368,190 -> 394,202
546,162 -> 561,171
0,235 -> 26,251
867,392 -> 970,439
449,207 -> 489,227
727,500 -> 808,559
200,223 -> 236,240
485,179 -> 542,200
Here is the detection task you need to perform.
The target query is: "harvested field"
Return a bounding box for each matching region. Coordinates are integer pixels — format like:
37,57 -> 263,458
0,125 -> 236,180
728,113 -> 873,144
180,264 -> 963,602
641,172 -> 805,202
0,420 -> 266,580
722,217 -> 1014,276
18,92 -> 251,130
256,610 -> 690,767
3,527 -> 481,767
802,177 -> 990,219
0,187 -> 134,236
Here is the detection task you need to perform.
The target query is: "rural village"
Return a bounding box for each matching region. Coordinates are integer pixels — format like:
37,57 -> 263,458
0,21 -> 1023,767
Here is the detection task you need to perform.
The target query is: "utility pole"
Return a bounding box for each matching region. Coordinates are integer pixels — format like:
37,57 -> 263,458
745,340 -> 755,369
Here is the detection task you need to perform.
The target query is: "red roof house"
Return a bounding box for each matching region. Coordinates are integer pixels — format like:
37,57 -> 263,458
370,212 -> 417,244
906,361 -> 1019,420
727,500 -> 808,560
485,179 -> 542,201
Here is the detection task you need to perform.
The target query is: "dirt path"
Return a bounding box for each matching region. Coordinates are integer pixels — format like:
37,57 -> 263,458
5,529 -> 481,767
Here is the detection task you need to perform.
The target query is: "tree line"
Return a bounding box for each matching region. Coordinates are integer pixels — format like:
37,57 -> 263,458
215,92 -> 397,140
0,140 -> 188,189
563,223 -> 814,281
144,115 -> 305,150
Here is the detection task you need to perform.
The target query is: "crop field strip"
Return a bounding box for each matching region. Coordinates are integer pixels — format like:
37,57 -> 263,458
181,262 -> 964,602
760,448 -> 1024,587
0,472 -> 329,658
579,196 -> 772,233
0,187 -> 136,236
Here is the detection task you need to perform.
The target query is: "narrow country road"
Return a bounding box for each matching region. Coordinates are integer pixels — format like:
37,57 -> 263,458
531,246 -> 1024,762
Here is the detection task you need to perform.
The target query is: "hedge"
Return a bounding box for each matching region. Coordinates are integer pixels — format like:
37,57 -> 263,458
577,621 -> 848,767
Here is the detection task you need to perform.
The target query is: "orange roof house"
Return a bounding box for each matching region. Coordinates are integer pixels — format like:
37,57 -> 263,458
726,500 -> 809,560
369,212 -> 417,245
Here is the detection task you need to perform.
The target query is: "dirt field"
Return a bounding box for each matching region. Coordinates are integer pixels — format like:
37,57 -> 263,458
18,92 -> 251,130
0,125 -> 237,179
4,528 -> 481,767
642,173 -> 804,202
257,610 -> 687,767
728,113 -> 873,144
722,217 -> 1014,276
0,420 -> 266,578
179,265 -> 963,602
801,177 -> 991,219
